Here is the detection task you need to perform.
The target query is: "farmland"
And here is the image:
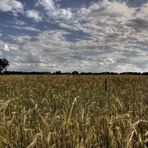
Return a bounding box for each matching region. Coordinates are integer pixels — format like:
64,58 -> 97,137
0,75 -> 148,148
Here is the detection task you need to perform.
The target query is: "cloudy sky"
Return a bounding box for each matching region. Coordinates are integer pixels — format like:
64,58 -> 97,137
0,0 -> 148,72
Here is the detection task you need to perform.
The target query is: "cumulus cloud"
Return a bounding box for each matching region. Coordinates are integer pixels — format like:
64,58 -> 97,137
0,42 -> 19,52
38,1 -> 148,72
0,0 -> 24,14
22,30 -> 71,54
36,0 -> 55,11
26,10 -> 42,22
1,0 -> 148,72
137,3 -> 148,19
36,0 -> 73,19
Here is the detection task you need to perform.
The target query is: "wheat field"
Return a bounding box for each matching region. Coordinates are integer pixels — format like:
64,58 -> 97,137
0,75 -> 148,148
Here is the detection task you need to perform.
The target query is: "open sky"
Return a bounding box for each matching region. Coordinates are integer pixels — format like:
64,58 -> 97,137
0,0 -> 148,72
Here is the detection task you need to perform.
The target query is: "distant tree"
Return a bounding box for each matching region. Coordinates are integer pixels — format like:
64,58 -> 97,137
72,71 -> 79,75
0,58 -> 9,73
54,71 -> 62,75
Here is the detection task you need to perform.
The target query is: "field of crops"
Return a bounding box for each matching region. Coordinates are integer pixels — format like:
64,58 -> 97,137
0,75 -> 148,148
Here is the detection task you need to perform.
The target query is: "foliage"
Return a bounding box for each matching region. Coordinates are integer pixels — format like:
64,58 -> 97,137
0,75 -> 147,148
0,58 -> 9,73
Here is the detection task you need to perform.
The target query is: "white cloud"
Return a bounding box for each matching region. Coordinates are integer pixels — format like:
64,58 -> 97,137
60,0 -> 148,52
12,26 -> 40,32
15,20 -> 26,26
57,8 -> 72,19
26,10 -> 42,22
36,0 -> 73,19
8,35 -> 33,44
36,0 -> 55,10
136,3 -> 148,22
0,0 -> 24,14
1,0 -> 148,72
22,30 -> 71,54
4,44 -> 10,51
0,42 -> 19,52
105,57 -> 115,64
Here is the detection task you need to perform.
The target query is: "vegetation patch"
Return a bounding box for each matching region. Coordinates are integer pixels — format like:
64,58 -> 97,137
0,75 -> 148,148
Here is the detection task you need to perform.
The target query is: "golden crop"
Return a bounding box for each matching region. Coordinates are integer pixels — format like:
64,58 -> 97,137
0,75 -> 148,148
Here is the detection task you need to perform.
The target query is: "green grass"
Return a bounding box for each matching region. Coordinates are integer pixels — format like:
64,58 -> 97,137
0,75 -> 148,148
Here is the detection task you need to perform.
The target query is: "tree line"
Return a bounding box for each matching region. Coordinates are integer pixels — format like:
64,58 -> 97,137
0,58 -> 148,75
3,71 -> 148,75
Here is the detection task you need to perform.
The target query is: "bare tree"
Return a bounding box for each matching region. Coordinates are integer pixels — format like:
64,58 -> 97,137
0,58 -> 9,73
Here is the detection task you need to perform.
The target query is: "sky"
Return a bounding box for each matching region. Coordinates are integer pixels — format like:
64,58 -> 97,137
0,0 -> 148,72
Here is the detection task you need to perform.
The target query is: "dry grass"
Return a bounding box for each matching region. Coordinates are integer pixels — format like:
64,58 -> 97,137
0,75 -> 148,148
